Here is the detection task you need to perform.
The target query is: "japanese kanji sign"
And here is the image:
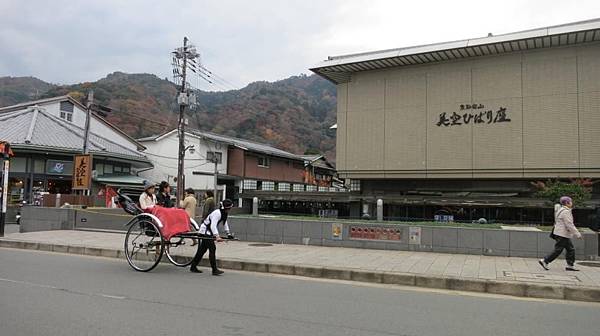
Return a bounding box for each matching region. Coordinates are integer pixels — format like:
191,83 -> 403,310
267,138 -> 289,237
72,154 -> 92,190
436,104 -> 511,127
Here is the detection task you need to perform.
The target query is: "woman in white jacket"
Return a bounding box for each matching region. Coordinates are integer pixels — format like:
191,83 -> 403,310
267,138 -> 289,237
539,196 -> 582,271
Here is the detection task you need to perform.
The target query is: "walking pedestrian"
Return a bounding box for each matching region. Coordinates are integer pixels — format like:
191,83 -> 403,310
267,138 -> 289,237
180,188 -> 199,246
189,199 -> 234,275
156,181 -> 174,208
202,190 -> 216,220
180,188 -> 197,218
539,196 -> 582,271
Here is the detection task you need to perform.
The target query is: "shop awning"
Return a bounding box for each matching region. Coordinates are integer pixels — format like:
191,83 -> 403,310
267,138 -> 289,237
94,175 -> 147,187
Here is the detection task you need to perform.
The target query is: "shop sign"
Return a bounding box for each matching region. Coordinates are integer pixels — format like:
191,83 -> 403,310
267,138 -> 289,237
436,104 -> 511,127
47,160 -> 73,175
349,225 -> 401,241
72,155 -> 92,190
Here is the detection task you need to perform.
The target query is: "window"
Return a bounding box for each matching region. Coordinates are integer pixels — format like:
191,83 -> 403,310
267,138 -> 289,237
292,184 -> 305,192
104,164 -> 113,174
206,151 -> 222,164
122,166 -> 130,173
278,183 -> 290,192
306,185 -> 317,192
258,156 -> 270,167
95,163 -> 104,176
34,159 -> 45,174
261,181 -> 275,191
243,180 -> 257,190
60,101 -> 74,112
114,166 -> 122,173
350,179 -> 361,192
59,101 -> 74,122
11,157 -> 26,172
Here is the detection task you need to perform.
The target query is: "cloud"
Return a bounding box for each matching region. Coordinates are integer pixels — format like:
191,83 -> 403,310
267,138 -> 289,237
0,0 -> 598,89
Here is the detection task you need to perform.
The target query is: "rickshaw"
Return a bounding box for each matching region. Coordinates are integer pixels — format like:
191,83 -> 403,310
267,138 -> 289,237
116,190 -> 233,272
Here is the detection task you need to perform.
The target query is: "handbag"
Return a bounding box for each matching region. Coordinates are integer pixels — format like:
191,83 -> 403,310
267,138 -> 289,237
549,228 -> 558,240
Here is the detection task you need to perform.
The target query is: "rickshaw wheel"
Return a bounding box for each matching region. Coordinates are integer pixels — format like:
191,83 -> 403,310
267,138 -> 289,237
124,217 -> 164,272
165,235 -> 194,267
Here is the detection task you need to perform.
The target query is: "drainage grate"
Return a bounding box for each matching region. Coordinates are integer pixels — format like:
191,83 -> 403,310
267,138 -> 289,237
248,243 -> 273,247
578,261 -> 600,268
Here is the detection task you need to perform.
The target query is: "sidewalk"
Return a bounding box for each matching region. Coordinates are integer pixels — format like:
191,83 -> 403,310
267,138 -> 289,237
1,229 -> 600,302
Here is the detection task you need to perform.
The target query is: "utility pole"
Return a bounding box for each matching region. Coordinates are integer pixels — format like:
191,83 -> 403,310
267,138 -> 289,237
83,90 -> 93,155
176,37 -> 188,203
213,156 -> 218,201
172,37 -> 198,202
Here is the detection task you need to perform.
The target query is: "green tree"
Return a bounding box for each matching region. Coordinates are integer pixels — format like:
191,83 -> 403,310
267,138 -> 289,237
532,179 -> 591,205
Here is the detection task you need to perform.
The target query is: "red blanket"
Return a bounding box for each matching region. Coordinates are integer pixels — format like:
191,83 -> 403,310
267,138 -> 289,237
147,206 -> 191,240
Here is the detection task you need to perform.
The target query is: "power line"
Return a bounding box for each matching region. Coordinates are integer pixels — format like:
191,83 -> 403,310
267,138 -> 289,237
144,151 -> 207,161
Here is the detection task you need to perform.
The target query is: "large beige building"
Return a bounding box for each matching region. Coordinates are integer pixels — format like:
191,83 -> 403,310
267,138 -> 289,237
312,19 -> 600,223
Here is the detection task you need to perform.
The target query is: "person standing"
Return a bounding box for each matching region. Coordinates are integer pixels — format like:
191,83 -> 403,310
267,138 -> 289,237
180,188 -> 199,246
180,188 -> 197,218
156,181 -> 174,208
539,196 -> 582,271
190,199 -> 234,275
202,190 -> 216,220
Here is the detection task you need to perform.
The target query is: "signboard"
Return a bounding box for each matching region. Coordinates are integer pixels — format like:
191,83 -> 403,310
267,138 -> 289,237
331,223 -> 343,240
47,160 -> 73,175
436,104 -> 511,127
349,225 -> 401,241
1,160 -> 8,213
72,155 -> 92,190
409,227 -> 421,245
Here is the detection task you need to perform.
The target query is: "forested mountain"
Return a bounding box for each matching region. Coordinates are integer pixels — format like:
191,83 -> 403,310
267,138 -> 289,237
0,76 -> 56,106
0,73 -> 337,159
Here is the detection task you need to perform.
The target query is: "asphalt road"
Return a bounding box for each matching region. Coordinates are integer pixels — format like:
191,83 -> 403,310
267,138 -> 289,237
0,248 -> 598,336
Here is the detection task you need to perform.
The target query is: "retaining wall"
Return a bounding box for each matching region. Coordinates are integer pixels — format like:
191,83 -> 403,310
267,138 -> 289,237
227,217 -> 599,260
19,207 -> 599,259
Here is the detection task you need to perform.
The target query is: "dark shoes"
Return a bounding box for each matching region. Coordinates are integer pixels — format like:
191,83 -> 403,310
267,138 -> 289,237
565,266 -> 580,271
538,259 -> 549,270
191,267 -> 224,275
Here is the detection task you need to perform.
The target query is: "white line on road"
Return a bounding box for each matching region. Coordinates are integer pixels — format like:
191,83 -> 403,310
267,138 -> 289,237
0,277 -> 128,301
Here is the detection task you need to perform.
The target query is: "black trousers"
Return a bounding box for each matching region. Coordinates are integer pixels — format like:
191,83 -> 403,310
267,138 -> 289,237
543,236 -> 575,266
190,238 -> 217,271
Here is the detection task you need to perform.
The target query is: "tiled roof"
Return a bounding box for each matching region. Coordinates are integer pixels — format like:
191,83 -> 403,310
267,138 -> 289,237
0,107 -> 149,162
139,129 -> 305,161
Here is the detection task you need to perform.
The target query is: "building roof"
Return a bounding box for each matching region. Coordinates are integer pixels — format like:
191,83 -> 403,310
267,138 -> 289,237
139,129 -> 305,161
0,95 -> 146,150
299,155 -> 336,171
0,106 -> 151,165
311,18 -> 600,84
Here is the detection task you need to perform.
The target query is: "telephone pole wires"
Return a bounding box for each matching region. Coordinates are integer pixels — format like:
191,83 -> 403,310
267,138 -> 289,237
172,37 -> 198,201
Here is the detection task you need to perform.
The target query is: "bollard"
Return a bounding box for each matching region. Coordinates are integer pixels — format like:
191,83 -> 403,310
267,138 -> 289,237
252,197 -> 258,216
377,199 -> 383,222
55,193 -> 61,208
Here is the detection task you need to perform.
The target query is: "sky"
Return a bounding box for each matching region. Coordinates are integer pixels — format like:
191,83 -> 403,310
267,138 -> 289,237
1,0 -> 599,91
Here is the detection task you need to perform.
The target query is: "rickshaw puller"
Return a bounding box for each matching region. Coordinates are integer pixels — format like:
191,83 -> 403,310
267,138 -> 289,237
190,199 -> 234,275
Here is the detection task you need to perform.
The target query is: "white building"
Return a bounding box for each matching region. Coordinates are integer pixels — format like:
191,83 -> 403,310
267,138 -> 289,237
137,129 -> 229,194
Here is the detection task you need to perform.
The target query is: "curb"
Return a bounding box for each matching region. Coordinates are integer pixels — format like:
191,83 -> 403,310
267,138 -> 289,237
1,238 -> 599,303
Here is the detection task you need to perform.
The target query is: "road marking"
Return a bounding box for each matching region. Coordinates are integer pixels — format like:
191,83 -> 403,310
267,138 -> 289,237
97,294 -> 126,300
0,277 -> 127,301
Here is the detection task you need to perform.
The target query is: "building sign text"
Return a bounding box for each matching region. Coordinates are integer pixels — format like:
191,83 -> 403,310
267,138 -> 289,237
436,104 -> 511,127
